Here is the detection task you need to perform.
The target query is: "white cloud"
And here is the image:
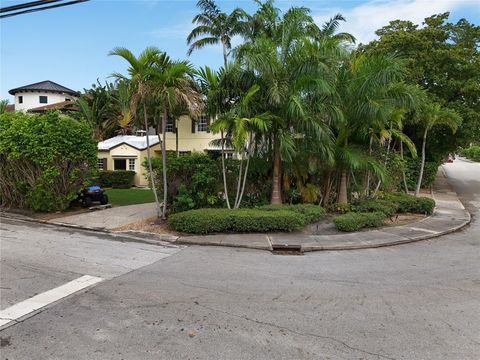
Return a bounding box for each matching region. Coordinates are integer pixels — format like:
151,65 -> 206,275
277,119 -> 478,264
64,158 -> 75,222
313,0 -> 477,45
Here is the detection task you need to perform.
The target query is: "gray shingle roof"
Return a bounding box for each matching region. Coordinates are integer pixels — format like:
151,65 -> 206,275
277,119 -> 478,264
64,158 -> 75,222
8,80 -> 78,96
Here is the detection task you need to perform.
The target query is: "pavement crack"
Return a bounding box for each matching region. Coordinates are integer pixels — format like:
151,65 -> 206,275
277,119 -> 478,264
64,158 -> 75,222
195,303 -> 397,360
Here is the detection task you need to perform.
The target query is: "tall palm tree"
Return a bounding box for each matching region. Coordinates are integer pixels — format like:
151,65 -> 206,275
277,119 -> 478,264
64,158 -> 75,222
109,46 -> 163,218
236,6 -> 341,204
333,53 -> 416,204
153,57 -> 202,219
414,102 -> 461,196
187,0 -> 247,67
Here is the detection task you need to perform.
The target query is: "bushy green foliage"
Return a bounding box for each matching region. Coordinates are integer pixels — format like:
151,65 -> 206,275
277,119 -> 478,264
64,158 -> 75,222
148,152 -> 219,211
383,193 -> 435,214
97,170 -> 135,188
0,111 -> 97,211
404,157 -> 441,189
354,199 -> 398,217
461,146 -> 480,161
259,204 -> 326,223
333,212 -> 386,232
169,208 -> 306,234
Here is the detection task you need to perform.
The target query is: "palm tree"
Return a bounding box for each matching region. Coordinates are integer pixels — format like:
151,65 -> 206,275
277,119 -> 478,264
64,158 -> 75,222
236,6 -> 341,204
210,84 -> 271,208
152,56 -> 202,219
332,53 -> 416,204
414,102 -> 461,196
187,0 -> 247,67
0,99 -> 9,114
109,46 -> 163,218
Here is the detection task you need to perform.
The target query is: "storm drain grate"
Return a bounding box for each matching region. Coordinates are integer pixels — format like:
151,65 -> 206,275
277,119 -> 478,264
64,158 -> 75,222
271,244 -> 303,255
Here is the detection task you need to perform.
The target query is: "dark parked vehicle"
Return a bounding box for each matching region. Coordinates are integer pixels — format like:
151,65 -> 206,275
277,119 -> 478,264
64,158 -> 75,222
78,186 -> 108,207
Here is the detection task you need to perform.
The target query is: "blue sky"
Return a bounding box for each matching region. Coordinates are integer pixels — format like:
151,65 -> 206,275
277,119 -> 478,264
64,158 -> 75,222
1,0 -> 479,100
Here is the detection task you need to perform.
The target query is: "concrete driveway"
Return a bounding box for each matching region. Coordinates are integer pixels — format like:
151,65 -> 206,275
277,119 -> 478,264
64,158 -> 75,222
52,202 -> 157,230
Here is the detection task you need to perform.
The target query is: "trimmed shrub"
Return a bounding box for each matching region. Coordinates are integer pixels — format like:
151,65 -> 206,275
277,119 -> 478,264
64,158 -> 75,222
355,199 -> 398,217
97,170 -> 135,188
461,146 -> 480,161
259,204 -> 326,223
0,111 -> 97,212
169,208 -> 306,234
384,193 -> 435,215
333,212 -> 386,232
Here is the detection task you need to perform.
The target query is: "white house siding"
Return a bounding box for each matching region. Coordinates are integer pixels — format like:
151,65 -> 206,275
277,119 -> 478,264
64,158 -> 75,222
14,91 -> 77,111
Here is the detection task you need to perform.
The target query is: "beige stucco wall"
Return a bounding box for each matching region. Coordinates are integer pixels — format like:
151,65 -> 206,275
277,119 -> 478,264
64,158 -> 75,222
97,116 -> 223,187
163,115 -> 219,152
98,143 -> 161,187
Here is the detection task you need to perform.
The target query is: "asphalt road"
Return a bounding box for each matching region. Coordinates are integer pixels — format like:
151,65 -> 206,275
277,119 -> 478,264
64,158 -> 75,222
1,159 -> 479,359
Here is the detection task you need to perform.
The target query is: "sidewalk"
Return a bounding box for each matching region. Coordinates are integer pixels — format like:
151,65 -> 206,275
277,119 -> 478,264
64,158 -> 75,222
0,167 -> 470,252
175,167 -> 470,251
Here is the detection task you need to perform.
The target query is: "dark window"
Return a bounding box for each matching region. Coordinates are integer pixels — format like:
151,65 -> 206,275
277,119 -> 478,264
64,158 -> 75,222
197,116 -> 208,132
39,96 -> 48,104
166,118 -> 174,132
18,96 -> 23,104
65,98 -> 71,102
114,159 -> 126,170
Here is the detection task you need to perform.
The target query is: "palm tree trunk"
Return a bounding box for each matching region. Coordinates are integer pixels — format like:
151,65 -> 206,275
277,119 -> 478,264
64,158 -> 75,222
220,130 -> 231,209
415,128 -> 428,197
365,134 -> 373,196
271,139 -> 282,205
234,152 -> 244,208
222,41 -> 228,68
400,140 -> 409,193
161,107 -> 168,219
175,118 -> 179,157
337,170 -> 348,204
237,133 -> 253,208
143,103 -> 161,218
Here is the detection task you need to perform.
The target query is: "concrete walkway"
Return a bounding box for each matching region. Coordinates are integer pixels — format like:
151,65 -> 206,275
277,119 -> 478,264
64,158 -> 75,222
52,202 -> 157,230
176,167 -> 470,251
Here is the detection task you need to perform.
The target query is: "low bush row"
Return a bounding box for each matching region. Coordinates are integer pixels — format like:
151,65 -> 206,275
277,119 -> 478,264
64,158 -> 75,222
96,170 -> 135,188
460,146 -> 480,162
168,204 -> 326,234
333,212 -> 386,232
382,193 -> 435,215
259,204 -> 326,223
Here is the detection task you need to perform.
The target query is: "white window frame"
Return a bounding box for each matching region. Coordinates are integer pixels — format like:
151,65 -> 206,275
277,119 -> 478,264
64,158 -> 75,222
197,116 -> 208,132
224,153 -> 233,159
128,158 -> 135,171
97,158 -> 105,170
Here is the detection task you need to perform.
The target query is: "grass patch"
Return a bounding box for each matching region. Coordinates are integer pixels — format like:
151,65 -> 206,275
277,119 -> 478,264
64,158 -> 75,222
105,188 -> 156,206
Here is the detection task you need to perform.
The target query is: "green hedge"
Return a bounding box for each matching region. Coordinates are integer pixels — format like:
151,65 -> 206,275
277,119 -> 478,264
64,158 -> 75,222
461,146 -> 480,161
333,212 -> 386,232
169,208 -> 306,234
354,199 -> 398,217
97,170 -> 135,188
259,204 -> 326,223
383,193 -> 435,215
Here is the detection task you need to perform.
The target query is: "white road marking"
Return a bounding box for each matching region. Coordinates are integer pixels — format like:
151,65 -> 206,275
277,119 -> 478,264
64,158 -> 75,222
0,275 -> 103,327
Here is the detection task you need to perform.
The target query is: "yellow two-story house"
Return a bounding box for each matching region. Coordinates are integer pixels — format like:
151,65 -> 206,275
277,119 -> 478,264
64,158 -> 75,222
97,115 -> 232,187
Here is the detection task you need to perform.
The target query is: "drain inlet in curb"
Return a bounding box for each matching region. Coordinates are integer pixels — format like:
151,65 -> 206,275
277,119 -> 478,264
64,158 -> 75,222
271,244 -> 303,255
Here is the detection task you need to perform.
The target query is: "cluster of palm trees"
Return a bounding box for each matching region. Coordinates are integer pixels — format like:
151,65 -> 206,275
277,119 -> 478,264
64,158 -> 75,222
104,0 -> 461,219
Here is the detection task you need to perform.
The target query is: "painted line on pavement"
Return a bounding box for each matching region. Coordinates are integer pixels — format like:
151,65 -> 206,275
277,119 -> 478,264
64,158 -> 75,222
0,275 -> 103,328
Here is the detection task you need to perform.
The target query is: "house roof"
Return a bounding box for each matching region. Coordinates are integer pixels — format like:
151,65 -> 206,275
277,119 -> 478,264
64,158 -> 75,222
98,135 -> 160,151
8,80 -> 79,96
28,100 -> 79,113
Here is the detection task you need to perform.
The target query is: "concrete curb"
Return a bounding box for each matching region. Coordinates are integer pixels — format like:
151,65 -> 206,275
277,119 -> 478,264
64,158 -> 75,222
0,213 -> 179,248
1,169 -> 471,252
